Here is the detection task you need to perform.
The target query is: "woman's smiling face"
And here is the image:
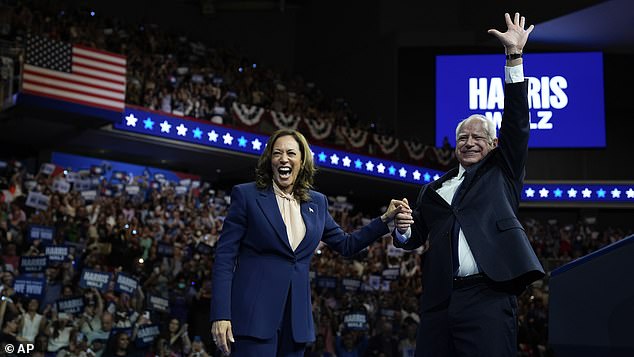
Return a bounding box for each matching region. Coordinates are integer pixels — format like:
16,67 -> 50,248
271,135 -> 302,193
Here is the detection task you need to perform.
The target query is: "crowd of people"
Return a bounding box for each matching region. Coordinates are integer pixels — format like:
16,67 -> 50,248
0,156 -> 630,357
1,3 -> 632,357
0,1 -> 455,170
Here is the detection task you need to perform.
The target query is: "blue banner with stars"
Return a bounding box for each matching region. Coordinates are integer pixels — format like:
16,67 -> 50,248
115,107 -> 445,186
113,107 -> 634,206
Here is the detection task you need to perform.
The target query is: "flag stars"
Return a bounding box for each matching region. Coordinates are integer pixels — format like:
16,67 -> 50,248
143,117 -> 154,130
318,152 -> 327,162
567,188 -> 577,198
251,138 -> 262,151
596,188 -> 606,198
192,127 -> 202,139
208,130 -> 218,142
539,188 -> 549,198
176,124 -> 188,136
611,188 -> 621,198
388,166 -> 396,175
354,159 -> 362,169
330,154 -> 339,165
365,161 -> 374,172
626,188 -> 634,198
160,120 -> 171,133
342,156 -> 351,167
553,188 -> 563,198
582,188 -> 592,198
237,136 -> 247,147
125,113 -> 138,127
413,170 -> 421,181
423,172 -> 431,182
222,133 -> 234,145
399,167 -> 407,178
525,187 -> 535,198
377,163 -> 385,174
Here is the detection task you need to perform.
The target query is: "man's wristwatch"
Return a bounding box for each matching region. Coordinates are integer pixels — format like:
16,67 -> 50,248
506,52 -> 523,60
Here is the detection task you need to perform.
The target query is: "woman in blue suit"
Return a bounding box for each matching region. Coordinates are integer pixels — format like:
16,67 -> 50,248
210,129 -> 408,356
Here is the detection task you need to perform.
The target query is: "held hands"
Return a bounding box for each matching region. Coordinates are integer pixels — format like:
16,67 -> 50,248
393,198 -> 414,234
211,320 -> 234,356
381,198 -> 412,223
488,12 -> 534,54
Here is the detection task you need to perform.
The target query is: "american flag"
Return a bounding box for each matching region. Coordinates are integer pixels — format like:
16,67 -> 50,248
22,35 -> 126,112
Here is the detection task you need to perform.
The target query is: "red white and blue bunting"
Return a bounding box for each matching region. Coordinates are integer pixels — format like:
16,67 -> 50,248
304,117 -> 333,141
403,140 -> 428,161
232,102 -> 265,126
373,134 -> 399,155
337,127 -> 368,148
270,111 -> 300,130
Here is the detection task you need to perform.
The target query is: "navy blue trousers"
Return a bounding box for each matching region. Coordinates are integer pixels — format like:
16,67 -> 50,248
232,292 -> 306,357
415,281 -> 518,357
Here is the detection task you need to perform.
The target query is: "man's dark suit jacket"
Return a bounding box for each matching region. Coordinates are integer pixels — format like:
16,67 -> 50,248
394,81 -> 545,311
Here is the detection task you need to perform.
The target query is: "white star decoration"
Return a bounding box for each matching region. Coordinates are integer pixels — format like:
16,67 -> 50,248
252,138 -> 262,150
342,156 -> 351,167
582,188 -> 592,198
413,170 -> 421,181
567,188 -> 577,198
176,124 -> 188,136
330,154 -> 339,165
222,133 -> 233,145
539,188 -> 549,198
377,163 -> 385,174
125,114 -> 138,127
627,189 -> 634,198
398,167 -> 407,178
159,120 -> 171,133
208,130 -> 218,142
525,188 -> 535,197
365,161 -> 374,172
611,188 -> 621,198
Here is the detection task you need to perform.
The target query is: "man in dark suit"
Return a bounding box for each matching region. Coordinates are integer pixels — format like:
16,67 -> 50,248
393,13 -> 545,357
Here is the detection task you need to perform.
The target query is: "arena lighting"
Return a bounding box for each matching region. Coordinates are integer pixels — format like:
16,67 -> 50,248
113,108 -> 634,205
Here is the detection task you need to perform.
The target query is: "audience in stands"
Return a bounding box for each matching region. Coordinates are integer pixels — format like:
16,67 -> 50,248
0,0 -> 455,170
0,159 -> 631,357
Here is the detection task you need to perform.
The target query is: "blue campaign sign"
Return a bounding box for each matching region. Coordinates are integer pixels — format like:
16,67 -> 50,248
436,52 -> 605,148
135,324 -> 161,348
13,276 -> 45,298
45,245 -> 70,262
56,296 -> 85,314
27,225 -> 55,243
79,270 -> 112,292
147,294 -> 169,313
19,256 -> 48,273
114,273 -> 139,294
315,276 -> 338,290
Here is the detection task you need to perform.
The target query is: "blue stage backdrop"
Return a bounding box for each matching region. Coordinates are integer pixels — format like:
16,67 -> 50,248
436,52 -> 605,148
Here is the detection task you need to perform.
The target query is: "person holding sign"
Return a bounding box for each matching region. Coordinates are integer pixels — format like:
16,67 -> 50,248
210,129 -> 409,356
392,13 -> 545,356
